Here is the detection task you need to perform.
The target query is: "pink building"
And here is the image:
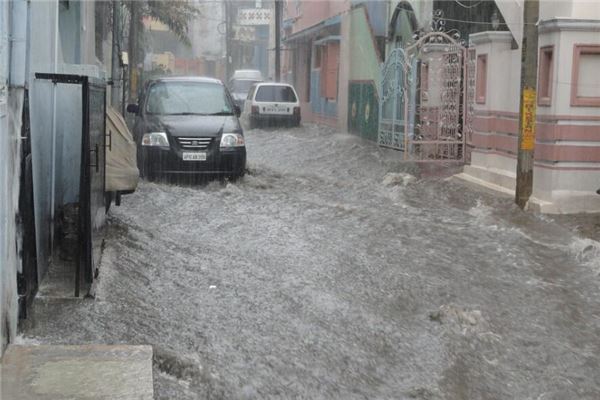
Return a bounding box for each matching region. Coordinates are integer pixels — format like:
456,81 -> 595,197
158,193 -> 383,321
457,1 -> 600,213
282,0 -> 351,127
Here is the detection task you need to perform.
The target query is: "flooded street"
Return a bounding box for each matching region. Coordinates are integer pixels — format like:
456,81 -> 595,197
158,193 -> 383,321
23,125 -> 600,399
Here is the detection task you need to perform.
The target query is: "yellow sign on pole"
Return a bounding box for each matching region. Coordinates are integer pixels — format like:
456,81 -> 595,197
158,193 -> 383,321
521,88 -> 537,151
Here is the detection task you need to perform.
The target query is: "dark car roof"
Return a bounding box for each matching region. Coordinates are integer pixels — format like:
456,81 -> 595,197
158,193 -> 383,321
148,76 -> 224,85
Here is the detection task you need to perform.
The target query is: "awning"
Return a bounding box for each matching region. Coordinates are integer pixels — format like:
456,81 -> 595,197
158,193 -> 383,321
284,14 -> 341,42
314,35 -> 341,46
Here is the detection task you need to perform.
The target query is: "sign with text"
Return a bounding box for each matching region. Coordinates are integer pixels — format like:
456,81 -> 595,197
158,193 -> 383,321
520,88 -> 537,151
237,8 -> 272,25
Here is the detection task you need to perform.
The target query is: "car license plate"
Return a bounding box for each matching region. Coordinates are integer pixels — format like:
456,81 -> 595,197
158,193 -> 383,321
182,152 -> 207,161
264,105 -> 290,115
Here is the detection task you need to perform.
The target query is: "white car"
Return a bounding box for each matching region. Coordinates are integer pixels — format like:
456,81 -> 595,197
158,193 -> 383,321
244,82 -> 301,128
229,69 -> 264,109
231,69 -> 263,81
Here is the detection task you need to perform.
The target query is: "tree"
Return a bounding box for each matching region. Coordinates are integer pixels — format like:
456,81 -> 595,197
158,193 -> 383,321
144,1 -> 201,45
123,0 -> 201,100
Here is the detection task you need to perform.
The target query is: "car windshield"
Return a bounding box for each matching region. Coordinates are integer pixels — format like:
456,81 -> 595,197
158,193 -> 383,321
145,81 -> 233,115
255,86 -> 297,102
231,80 -> 260,93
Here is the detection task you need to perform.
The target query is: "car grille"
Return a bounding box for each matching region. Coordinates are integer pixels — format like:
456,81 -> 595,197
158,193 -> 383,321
176,137 -> 213,150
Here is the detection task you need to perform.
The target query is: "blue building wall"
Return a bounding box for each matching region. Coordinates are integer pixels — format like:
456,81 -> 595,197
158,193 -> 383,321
310,70 -> 337,117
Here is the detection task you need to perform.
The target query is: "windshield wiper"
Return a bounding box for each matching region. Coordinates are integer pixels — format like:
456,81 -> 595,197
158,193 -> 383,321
209,111 -> 234,116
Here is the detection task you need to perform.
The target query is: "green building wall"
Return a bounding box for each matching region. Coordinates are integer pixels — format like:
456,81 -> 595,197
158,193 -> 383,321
347,7 -> 382,142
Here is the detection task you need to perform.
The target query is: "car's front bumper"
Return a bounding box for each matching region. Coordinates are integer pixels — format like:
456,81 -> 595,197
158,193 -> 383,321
139,146 -> 246,176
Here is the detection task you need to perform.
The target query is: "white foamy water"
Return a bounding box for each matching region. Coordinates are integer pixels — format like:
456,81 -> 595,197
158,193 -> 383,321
20,124 -> 600,399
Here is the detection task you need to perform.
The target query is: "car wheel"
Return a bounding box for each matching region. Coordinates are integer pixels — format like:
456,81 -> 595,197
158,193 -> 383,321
228,170 -> 245,182
146,171 -> 157,182
140,162 -> 156,182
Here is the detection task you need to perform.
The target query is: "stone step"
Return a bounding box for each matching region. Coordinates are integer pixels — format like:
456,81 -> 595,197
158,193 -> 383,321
1,344 -> 154,400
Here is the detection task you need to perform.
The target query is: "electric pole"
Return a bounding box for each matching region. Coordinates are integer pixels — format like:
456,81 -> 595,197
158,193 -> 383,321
225,0 -> 232,81
111,0 -> 121,108
128,1 -> 139,102
274,0 -> 281,82
515,0 -> 540,209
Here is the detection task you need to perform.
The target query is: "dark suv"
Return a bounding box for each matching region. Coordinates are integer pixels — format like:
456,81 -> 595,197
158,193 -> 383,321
127,77 -> 246,180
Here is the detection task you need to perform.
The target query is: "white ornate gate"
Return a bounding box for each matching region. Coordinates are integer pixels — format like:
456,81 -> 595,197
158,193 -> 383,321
378,13 -> 473,162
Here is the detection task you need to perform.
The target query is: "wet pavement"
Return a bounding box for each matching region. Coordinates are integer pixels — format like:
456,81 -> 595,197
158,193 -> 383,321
22,124 -> 600,399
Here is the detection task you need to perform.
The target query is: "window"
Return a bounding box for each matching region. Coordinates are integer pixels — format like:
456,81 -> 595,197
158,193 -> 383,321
538,46 -> 554,106
247,84 -> 257,101
476,54 -> 487,104
571,45 -> 600,107
145,82 -> 233,115
255,85 -> 298,103
313,45 -> 322,69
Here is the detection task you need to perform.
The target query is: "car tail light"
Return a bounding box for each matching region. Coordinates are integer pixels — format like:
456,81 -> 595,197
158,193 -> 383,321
293,106 -> 301,116
251,105 -> 259,114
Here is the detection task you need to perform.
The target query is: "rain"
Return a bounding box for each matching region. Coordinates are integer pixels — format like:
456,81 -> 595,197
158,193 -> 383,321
21,124 -> 600,399
3,1 -> 600,399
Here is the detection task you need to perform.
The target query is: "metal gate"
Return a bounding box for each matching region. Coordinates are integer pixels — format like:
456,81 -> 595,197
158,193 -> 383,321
35,73 -> 106,297
378,15 -> 472,162
79,77 -> 107,296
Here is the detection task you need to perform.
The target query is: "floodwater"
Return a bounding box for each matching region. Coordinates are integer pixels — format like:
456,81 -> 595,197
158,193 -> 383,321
23,125 -> 600,399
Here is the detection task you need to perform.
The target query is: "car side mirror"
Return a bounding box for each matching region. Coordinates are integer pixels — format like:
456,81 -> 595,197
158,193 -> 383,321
234,105 -> 241,117
126,104 -> 139,114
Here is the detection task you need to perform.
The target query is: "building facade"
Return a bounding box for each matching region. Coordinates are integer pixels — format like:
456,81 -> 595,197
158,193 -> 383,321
282,0 -> 349,127
280,0 -> 434,133
226,0 -> 274,81
459,1 -> 600,213
282,0 -> 600,214
1,0 -> 110,357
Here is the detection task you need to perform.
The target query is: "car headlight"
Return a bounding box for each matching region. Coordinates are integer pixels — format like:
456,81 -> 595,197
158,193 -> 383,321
220,133 -> 245,148
141,132 -> 169,147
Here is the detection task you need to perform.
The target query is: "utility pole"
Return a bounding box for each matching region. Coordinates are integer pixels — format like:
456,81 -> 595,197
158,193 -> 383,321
225,0 -> 232,81
111,0 -> 121,108
515,0 -> 540,209
274,0 -> 281,82
128,1 -> 139,103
